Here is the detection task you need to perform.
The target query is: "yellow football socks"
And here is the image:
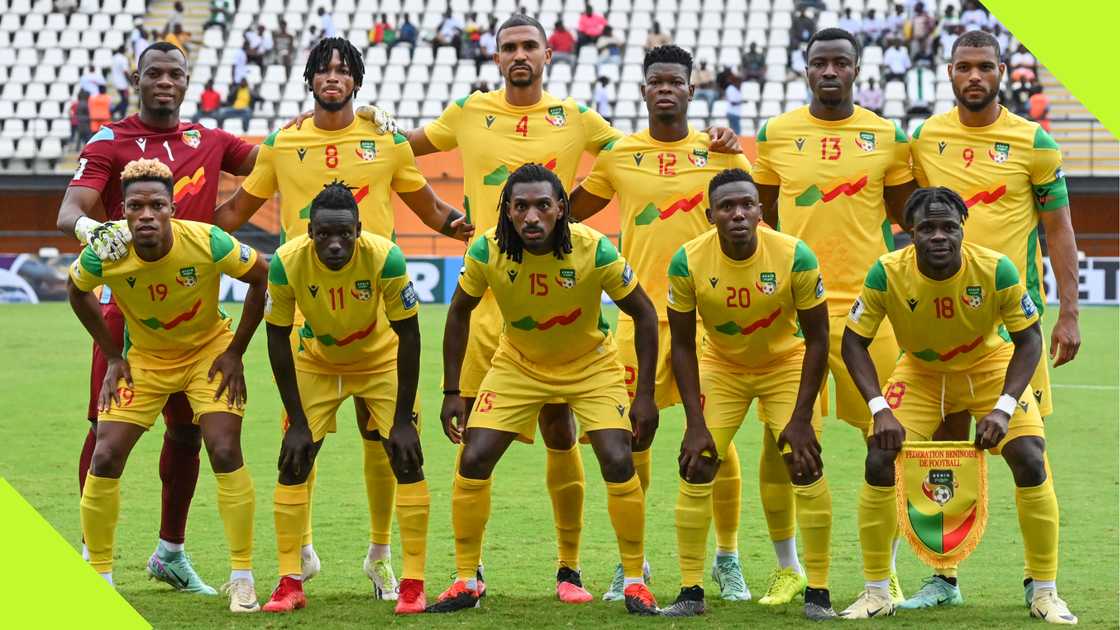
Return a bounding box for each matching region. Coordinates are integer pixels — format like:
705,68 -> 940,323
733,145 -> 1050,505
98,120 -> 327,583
396,479 -> 430,581
546,444 -> 585,569
632,448 -> 652,494
713,442 -> 742,554
606,474 -> 646,578
760,431 -> 796,542
675,479 -> 714,587
452,472 -> 491,581
80,473 -> 120,574
364,439 -> 397,546
274,482 -> 309,577
794,476 -> 833,589
215,466 -> 255,570
1016,476 -> 1060,582
300,462 -> 317,546
858,482 -> 897,581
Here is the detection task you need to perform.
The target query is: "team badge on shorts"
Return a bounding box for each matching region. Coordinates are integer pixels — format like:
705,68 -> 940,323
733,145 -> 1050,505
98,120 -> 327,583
856,131 -> 876,152
557,268 -> 576,288
688,148 -> 708,167
176,266 -> 197,287
989,142 -> 1010,164
756,271 -> 777,295
181,129 -> 201,149
961,285 -> 984,309
356,140 -> 377,161
545,106 -> 567,127
352,280 -> 372,301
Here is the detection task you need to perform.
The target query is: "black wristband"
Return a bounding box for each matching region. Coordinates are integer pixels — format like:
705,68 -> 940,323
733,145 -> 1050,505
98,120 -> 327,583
442,388 -> 460,396
440,210 -> 464,236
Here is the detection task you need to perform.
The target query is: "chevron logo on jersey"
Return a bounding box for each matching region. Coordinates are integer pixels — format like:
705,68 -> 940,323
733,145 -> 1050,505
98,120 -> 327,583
173,167 -> 206,203
794,175 -> 869,206
963,185 -> 1007,208
510,307 -> 582,331
634,191 -> 705,225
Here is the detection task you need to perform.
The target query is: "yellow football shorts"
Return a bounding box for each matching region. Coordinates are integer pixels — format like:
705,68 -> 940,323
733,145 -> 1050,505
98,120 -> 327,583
700,349 -> 823,459
1029,336 -> 1053,417
826,312 -> 900,431
289,370 -> 421,442
99,336 -> 243,428
460,292 -> 501,399
876,359 -> 1045,455
468,341 -> 632,442
616,317 -> 705,410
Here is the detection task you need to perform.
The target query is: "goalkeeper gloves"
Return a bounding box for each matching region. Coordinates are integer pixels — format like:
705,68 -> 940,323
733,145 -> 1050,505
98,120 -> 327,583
74,216 -> 132,261
355,104 -> 401,136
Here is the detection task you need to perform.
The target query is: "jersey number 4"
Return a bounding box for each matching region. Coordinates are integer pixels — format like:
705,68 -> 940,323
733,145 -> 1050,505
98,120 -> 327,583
516,116 -> 529,137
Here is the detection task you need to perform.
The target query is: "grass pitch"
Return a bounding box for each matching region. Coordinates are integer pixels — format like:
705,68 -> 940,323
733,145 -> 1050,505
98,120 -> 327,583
0,303 -> 1116,628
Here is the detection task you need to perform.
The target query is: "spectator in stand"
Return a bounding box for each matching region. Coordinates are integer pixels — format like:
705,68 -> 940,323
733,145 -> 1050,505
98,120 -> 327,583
88,86 -> 112,133
72,90 -> 91,148
478,26 -> 497,70
470,79 -> 491,93
109,46 -> 130,119
549,21 -> 576,66
203,0 -> 230,35
857,78 -> 885,115
274,19 -> 295,67
645,22 -> 671,52
432,10 -> 463,56
740,42 -> 765,84
461,12 -> 483,60
692,60 -> 718,106
960,0 -> 989,31
304,25 -> 323,50
218,79 -> 255,132
716,65 -> 735,91
991,24 -> 1010,60
886,3 -> 906,39
1008,77 -> 1034,116
795,0 -> 825,10
883,37 -> 911,81
577,3 -> 607,48
724,76 -> 743,135
245,28 -> 265,68
256,25 -> 273,61
596,25 -> 623,69
593,76 -> 612,124
788,43 -> 807,77
370,14 -> 393,45
937,23 -> 963,62
395,15 -> 418,48
940,4 -> 961,31
862,9 -> 886,45
192,80 -> 223,122
1029,84 -> 1051,132
318,7 -> 337,38
54,0 -> 77,16
791,9 -> 816,46
232,41 -> 250,84
79,65 -> 105,97
1010,43 -> 1037,82
130,23 -> 149,58
165,2 -> 184,35
165,24 -> 192,54
906,2 -> 937,59
839,8 -> 862,39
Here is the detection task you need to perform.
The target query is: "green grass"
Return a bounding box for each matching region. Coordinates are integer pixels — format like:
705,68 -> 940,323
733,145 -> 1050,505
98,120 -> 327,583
0,304 -> 1117,628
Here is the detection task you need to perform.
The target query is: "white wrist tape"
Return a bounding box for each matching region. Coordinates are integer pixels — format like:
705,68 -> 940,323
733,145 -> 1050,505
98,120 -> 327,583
995,394 -> 1018,415
74,216 -> 100,244
868,396 -> 889,415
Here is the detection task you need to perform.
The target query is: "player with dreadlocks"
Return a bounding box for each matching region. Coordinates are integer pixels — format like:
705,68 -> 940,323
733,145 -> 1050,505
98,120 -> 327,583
434,164 -> 662,614
214,36 -> 472,607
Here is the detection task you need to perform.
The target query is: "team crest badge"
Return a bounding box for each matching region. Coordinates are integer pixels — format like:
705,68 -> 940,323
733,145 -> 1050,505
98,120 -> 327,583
181,129 -> 201,149
897,441 -> 989,570
961,285 -> 984,309
175,266 -> 197,287
688,148 -> 709,167
856,131 -> 876,152
557,268 -> 576,288
545,106 -> 567,127
989,142 -> 1010,164
756,271 -> 777,295
485,114 -> 496,128
356,140 -> 377,161
351,280 -> 372,301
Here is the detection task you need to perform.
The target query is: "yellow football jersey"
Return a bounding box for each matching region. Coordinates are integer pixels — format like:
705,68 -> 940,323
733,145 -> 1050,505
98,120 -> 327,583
910,106 -> 1068,312
241,117 -> 427,243
580,127 -> 752,322
752,105 -> 913,316
69,220 -> 259,369
459,223 -> 636,366
667,227 -> 825,369
265,232 -> 418,375
846,241 -> 1040,373
424,89 -> 621,239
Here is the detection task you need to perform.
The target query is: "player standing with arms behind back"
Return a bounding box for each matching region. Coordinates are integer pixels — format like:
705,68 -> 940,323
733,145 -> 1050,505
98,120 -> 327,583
569,45 -> 754,602
56,41 -> 258,595
905,30 -> 1080,609
751,27 -> 916,606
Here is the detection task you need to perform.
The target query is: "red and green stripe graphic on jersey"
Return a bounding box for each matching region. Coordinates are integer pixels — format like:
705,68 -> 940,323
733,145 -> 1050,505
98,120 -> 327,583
140,299 -> 203,330
794,175 -> 869,206
483,158 -> 558,186
963,185 -> 1007,208
299,318 -> 378,347
713,307 -> 783,336
911,335 -> 985,362
510,307 -> 582,331
299,184 -> 370,218
634,190 -> 705,225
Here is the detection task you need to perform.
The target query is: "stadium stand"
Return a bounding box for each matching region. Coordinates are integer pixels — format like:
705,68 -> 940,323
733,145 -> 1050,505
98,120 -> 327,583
0,0 -> 1114,178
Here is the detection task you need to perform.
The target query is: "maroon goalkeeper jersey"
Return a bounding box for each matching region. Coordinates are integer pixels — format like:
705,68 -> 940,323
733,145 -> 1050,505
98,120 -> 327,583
69,115 -> 254,222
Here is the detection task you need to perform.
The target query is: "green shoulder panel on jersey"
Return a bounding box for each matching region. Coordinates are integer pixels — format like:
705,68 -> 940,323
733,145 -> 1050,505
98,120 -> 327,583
601,137 -> 618,151
893,120 -> 908,143
910,121 -> 925,140
756,120 -> 769,142
209,226 -> 235,262
392,132 -> 409,144
578,103 -> 589,113
262,129 -> 280,147
268,254 -> 288,285
79,247 -> 103,277
1033,125 -> 1061,150
668,246 -> 690,277
792,240 -> 819,272
382,245 -> 408,278
995,255 -> 1021,291
454,92 -> 475,108
594,235 -> 619,267
864,259 -> 888,291
467,235 -> 490,264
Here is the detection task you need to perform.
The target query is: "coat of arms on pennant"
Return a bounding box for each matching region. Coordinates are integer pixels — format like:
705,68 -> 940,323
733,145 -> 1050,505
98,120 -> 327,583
895,441 -> 988,570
